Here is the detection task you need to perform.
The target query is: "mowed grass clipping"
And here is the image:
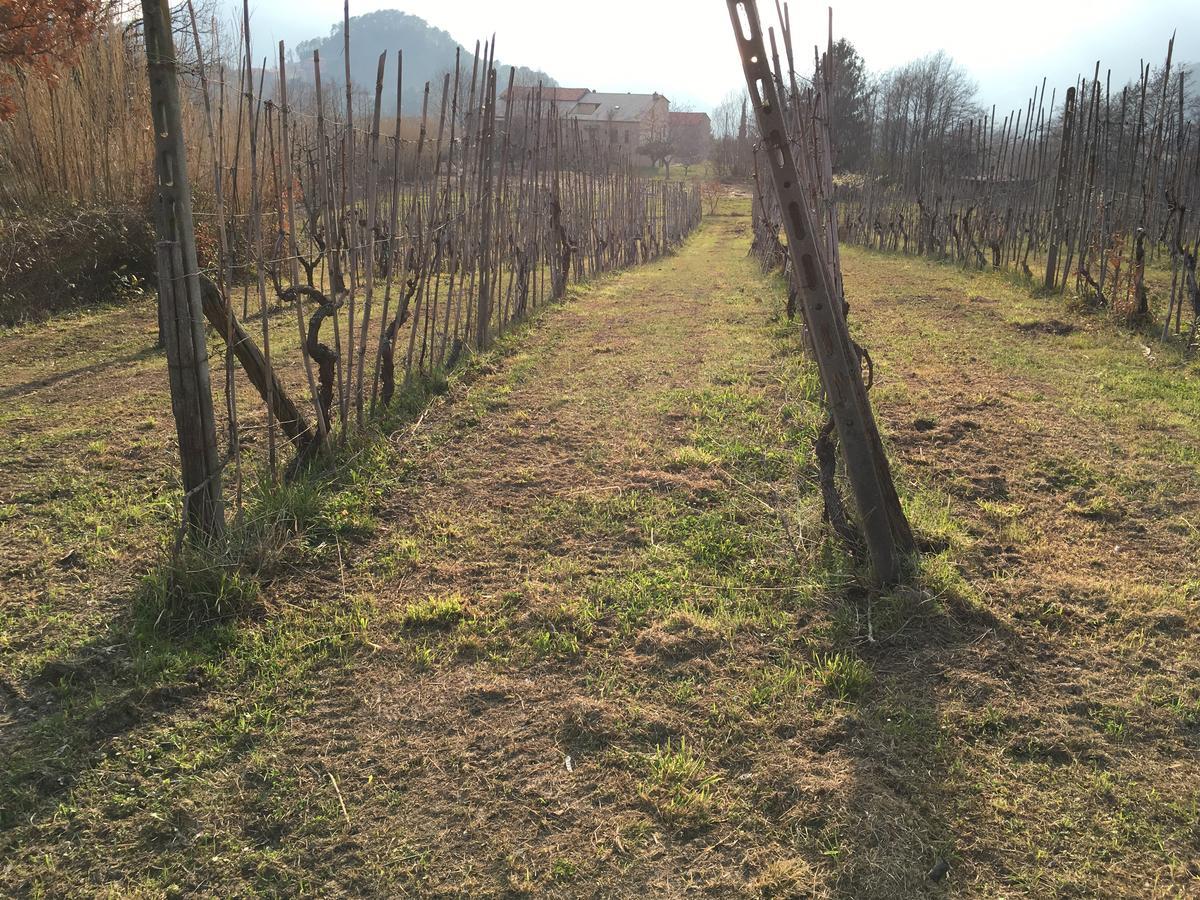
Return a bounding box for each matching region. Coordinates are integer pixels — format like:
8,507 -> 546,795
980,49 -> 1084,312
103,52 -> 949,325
0,199 -> 1197,897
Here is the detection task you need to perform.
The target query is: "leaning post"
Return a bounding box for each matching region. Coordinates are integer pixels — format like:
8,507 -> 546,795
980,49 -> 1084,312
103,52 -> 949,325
726,0 -> 913,585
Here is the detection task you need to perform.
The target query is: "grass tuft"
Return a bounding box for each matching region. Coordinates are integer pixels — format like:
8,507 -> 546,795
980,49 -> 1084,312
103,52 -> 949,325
639,737 -> 721,830
400,594 -> 468,628
137,545 -> 260,633
811,651 -> 871,702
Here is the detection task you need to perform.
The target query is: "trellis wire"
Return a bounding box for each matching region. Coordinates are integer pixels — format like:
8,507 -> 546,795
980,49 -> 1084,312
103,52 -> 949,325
178,1 -> 704,505
750,30 -> 1200,343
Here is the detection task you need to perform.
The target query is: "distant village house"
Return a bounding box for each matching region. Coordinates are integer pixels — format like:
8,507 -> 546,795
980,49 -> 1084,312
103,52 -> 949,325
668,110 -> 713,172
501,87 -> 712,168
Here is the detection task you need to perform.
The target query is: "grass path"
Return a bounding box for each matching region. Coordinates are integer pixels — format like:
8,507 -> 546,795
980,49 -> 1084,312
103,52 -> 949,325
1,203 -> 1198,897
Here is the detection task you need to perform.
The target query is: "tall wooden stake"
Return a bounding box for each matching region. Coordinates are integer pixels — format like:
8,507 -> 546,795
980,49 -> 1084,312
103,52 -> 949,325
142,0 -> 223,539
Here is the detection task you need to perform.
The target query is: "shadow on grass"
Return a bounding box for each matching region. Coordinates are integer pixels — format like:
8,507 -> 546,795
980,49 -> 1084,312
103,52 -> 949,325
0,343 -> 163,401
0,296 -> 573,839
0,368 -> 456,835
816,543 -> 1007,897
0,602 -> 235,829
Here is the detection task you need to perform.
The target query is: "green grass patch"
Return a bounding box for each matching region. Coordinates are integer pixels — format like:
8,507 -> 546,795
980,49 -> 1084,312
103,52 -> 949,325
811,651 -> 871,702
638,738 -> 721,830
399,594 -> 469,628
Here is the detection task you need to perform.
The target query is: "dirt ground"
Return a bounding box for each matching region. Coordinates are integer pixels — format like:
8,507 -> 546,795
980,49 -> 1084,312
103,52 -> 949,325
1,202 -> 1198,897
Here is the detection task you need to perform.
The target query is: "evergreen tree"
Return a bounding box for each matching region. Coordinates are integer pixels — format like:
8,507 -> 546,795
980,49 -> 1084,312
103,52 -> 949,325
818,38 -> 872,172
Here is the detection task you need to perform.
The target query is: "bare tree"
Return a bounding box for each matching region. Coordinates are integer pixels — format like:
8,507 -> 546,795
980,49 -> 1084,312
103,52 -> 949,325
637,137 -> 675,176
711,89 -> 753,178
873,50 -> 981,192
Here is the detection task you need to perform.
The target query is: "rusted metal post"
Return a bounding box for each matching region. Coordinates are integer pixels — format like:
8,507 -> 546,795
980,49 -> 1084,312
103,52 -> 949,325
727,0 -> 913,584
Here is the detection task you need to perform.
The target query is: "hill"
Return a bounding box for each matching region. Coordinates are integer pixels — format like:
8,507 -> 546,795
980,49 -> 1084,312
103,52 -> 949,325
293,9 -> 556,112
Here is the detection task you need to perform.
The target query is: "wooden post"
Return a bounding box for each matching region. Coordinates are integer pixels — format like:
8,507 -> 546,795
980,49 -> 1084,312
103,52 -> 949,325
279,41 -> 330,451
727,0 -> 913,584
1045,87 -> 1076,290
198,278 -> 314,455
184,0 -> 242,510
355,51 -> 387,422
142,0 -> 223,539
476,68 -> 498,350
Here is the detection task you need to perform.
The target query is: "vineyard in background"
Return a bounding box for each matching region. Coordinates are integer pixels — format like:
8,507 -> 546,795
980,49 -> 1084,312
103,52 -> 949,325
747,34 -> 1200,345
1,4 -> 702,533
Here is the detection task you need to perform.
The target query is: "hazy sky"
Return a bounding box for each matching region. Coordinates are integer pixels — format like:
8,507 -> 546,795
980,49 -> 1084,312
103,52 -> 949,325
239,0 -> 1198,115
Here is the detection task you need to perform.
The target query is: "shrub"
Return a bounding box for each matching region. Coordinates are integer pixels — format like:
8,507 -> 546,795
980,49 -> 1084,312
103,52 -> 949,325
0,202 -> 156,325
